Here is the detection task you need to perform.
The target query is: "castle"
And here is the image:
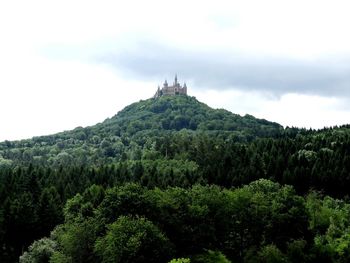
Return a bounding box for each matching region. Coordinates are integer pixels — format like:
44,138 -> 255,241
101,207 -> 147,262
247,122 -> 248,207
154,75 -> 187,98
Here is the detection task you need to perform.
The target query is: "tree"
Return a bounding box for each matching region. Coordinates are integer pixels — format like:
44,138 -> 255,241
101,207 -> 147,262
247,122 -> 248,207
52,218 -> 100,263
94,216 -> 174,263
257,244 -> 287,263
192,250 -> 231,263
19,238 -> 57,263
169,258 -> 191,263
37,187 -> 63,237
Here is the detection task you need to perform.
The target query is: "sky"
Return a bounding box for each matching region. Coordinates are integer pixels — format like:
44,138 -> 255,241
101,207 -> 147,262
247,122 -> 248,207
1,0 -> 350,141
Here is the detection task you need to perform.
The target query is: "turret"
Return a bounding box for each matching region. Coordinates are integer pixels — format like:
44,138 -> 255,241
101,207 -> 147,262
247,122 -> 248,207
174,74 -> 178,86
163,80 -> 168,87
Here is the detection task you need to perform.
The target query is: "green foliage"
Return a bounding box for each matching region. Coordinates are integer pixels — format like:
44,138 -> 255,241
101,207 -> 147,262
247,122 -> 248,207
257,244 -> 288,263
308,193 -> 350,262
192,250 -> 231,263
286,239 -> 307,263
31,181 -> 314,263
94,216 -> 174,263
0,156 -> 13,167
169,258 -> 191,263
49,251 -> 70,263
38,187 -> 63,236
12,178 -> 350,263
19,238 -> 57,263
53,218 -> 99,263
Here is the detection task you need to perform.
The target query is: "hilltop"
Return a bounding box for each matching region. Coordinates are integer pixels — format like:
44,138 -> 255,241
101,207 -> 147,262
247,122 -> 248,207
0,95 -> 282,166
105,95 -> 282,136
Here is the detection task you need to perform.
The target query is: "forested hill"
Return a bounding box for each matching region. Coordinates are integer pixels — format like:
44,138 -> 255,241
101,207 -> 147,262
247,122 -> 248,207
0,95 -> 282,166
110,95 -> 282,136
3,95 -> 350,262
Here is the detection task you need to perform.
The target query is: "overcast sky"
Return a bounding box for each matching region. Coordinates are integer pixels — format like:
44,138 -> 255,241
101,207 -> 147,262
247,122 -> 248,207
1,0 -> 350,141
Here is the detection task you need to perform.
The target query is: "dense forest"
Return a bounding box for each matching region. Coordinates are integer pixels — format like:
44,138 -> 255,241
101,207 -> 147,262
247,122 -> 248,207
1,95 -> 350,262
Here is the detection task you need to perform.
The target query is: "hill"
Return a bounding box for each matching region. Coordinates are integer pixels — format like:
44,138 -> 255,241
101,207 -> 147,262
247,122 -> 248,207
111,95 -> 282,135
2,95 -> 350,262
0,95 -> 282,166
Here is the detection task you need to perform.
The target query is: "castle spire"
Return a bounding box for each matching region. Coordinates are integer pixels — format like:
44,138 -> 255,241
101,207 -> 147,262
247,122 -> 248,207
174,74 -> 178,85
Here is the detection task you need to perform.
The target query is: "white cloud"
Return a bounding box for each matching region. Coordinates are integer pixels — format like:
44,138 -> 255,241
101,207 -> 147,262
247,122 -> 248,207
0,54 -> 152,141
194,88 -> 350,129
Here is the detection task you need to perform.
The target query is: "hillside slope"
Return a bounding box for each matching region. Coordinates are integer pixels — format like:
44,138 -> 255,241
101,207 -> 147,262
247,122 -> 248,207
108,95 -> 282,135
0,95 -> 282,166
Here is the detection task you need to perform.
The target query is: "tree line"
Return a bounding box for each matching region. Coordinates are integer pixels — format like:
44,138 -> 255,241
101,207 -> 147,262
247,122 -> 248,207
19,180 -> 350,262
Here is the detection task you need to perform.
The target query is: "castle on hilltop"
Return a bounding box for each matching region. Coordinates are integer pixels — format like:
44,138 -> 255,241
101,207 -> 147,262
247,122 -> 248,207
154,75 -> 187,98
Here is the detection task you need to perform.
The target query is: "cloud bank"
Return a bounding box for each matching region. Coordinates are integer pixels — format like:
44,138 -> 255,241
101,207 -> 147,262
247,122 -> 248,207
99,40 -> 350,98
